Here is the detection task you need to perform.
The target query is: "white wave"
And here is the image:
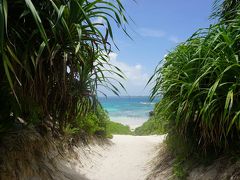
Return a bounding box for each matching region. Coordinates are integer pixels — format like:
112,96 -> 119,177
140,102 -> 155,105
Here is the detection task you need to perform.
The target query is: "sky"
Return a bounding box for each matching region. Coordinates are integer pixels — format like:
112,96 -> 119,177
101,0 -> 214,96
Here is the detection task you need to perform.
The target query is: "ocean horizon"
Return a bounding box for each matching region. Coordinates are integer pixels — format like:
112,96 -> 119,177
99,96 -> 159,129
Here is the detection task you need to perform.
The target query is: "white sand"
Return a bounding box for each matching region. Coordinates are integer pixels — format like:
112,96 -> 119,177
79,135 -> 166,180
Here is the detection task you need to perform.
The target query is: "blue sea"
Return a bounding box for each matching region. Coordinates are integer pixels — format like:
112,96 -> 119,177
99,96 -> 159,128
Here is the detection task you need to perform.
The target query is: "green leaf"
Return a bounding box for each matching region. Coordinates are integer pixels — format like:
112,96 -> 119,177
0,0 -> 7,54
25,0 -> 49,49
3,53 -> 19,104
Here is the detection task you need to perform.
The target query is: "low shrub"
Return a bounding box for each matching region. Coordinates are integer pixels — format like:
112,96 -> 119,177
106,121 -> 132,135
134,116 -> 166,136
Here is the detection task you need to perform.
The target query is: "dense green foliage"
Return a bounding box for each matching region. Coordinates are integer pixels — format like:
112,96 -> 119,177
106,121 -> 132,136
134,110 -> 166,135
0,0 -> 128,137
150,0 -> 240,157
64,106 -> 110,137
212,0 -> 240,21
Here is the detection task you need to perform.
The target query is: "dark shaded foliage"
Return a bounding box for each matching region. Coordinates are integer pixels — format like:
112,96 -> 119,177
0,0 -> 128,136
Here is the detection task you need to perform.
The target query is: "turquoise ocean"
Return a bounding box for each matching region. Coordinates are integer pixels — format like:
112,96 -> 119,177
99,96 -> 158,129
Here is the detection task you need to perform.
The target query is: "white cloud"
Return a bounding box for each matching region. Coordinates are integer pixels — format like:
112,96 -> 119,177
92,17 -> 105,25
138,28 -> 181,44
169,36 -> 181,43
135,64 -> 142,70
109,52 -> 118,61
102,52 -> 151,96
138,28 -> 165,38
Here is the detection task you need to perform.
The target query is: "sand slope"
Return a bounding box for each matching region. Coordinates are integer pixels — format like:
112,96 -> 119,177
80,135 -> 165,180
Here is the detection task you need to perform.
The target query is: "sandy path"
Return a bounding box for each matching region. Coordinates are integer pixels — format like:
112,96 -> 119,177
80,135 -> 165,180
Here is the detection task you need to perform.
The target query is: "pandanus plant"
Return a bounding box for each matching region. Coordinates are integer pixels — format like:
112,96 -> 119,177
0,0 -> 128,133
